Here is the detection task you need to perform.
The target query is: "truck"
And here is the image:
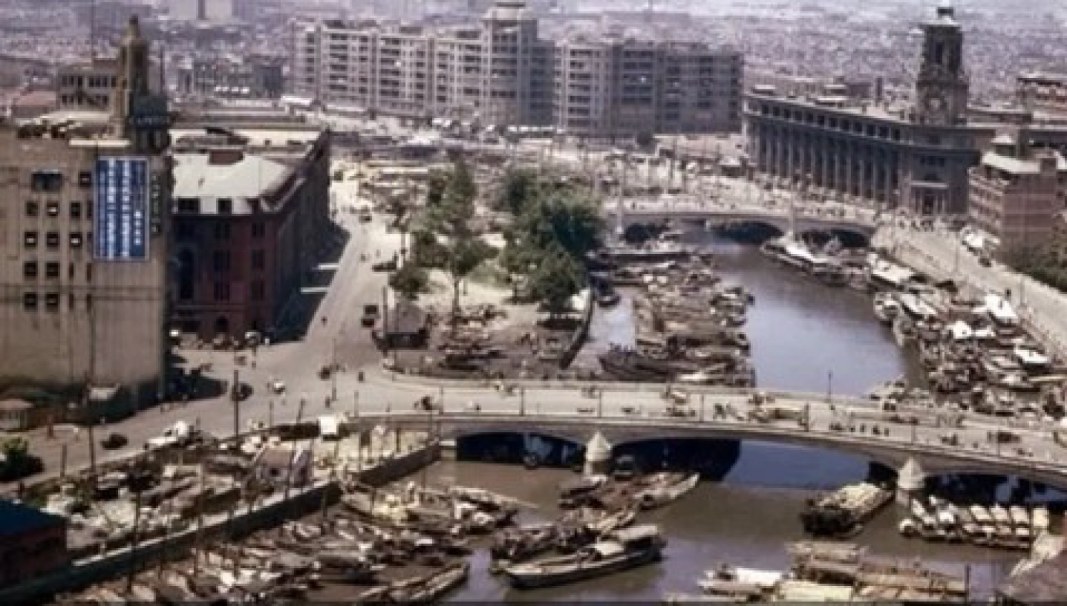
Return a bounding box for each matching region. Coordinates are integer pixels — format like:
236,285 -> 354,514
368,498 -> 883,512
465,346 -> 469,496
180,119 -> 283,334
146,421 -> 198,449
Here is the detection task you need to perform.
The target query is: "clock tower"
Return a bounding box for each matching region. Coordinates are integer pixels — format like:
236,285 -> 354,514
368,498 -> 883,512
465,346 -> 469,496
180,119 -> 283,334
915,0 -> 968,125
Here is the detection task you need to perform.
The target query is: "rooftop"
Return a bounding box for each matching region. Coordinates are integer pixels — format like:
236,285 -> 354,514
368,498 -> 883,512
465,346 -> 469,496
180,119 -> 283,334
173,152 -> 290,201
980,150 -> 1066,175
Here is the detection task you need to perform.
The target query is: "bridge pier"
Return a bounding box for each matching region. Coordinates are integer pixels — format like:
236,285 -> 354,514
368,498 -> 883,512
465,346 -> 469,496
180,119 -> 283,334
896,456 -> 926,506
584,431 -> 612,476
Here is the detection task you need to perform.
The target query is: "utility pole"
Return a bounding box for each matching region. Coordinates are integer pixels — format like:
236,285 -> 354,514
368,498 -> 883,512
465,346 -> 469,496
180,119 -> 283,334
268,400 -> 274,429
232,368 -> 240,439
125,488 -> 143,593
353,390 -> 360,420
520,387 -> 526,416
331,337 -> 338,403
826,370 -> 833,405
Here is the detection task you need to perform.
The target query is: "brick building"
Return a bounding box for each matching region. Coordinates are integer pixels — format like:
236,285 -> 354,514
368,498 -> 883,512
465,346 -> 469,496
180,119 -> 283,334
968,132 -> 1067,253
169,125 -> 330,340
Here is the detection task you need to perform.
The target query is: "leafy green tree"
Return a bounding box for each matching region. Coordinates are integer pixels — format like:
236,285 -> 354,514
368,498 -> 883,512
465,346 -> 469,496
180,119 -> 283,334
422,159 -> 494,319
497,168 -> 540,215
528,245 -> 584,316
388,263 -> 429,301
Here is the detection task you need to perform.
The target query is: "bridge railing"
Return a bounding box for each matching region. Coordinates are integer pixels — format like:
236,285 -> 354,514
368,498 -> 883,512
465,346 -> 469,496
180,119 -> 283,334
382,370 -> 874,408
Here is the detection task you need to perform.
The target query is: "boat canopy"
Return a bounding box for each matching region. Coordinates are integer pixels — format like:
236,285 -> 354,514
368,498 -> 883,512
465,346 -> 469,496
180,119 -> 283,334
977,293 -> 1019,325
1014,346 -> 1050,367
869,261 -> 914,289
947,320 -> 973,341
611,524 -> 661,543
897,293 -> 938,319
588,541 -> 626,558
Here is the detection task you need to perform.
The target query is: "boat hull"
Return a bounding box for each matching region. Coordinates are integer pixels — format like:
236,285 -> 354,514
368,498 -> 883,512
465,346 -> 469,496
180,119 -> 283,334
504,548 -> 662,589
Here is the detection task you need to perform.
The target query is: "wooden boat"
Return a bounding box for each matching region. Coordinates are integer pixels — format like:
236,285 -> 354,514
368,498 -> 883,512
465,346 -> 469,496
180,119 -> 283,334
559,475 -> 609,509
503,525 -> 666,589
699,564 -> 782,599
389,561 -> 469,603
489,523 -> 559,573
633,473 -> 699,510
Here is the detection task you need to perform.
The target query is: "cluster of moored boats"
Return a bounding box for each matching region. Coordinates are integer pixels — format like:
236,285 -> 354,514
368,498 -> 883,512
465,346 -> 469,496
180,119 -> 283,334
669,541 -> 970,603
899,497 -> 1051,550
489,470 -> 699,588
598,252 -> 755,386
872,283 -> 1062,398
800,482 -> 894,538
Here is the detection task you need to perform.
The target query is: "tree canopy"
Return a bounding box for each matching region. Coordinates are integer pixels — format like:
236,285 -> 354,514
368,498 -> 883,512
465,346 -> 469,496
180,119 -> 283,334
388,262 -> 429,301
501,174 -> 604,310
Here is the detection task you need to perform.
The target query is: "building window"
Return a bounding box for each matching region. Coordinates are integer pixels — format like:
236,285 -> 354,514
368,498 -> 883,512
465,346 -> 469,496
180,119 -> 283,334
217,198 -> 233,214
78,171 -> 92,188
251,249 -> 265,271
212,250 -> 230,273
177,198 -> 200,213
86,293 -> 93,310
251,280 -> 265,301
24,231 -> 37,249
30,171 -> 63,192
214,222 -> 231,240
25,201 -> 39,217
86,263 -> 92,283
46,201 -> 60,217
23,262 -> 37,279
213,282 -> 230,302
70,232 -> 83,248
251,221 -> 266,238
45,293 -> 59,311
46,262 -> 60,279
46,232 -> 60,249
23,293 -> 37,310
70,202 -> 82,219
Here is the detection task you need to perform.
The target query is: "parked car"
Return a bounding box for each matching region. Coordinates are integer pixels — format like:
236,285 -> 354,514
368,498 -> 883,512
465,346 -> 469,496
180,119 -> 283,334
101,433 -> 128,450
372,259 -> 398,272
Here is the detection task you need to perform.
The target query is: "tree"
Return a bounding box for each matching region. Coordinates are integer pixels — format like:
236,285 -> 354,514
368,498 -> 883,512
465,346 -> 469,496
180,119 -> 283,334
445,238 -> 496,315
528,245 -> 584,316
388,263 -> 429,301
497,167 -> 540,215
422,159 -> 493,319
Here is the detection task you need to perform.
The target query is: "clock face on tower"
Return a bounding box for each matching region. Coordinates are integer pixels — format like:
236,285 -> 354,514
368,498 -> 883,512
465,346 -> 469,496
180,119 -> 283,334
925,94 -> 945,113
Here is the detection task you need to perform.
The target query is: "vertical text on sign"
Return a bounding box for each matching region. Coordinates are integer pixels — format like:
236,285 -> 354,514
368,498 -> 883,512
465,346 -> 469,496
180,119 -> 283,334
93,156 -> 151,261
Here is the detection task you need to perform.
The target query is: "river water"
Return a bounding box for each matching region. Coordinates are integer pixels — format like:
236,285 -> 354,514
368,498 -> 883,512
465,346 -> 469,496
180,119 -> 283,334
432,238 -> 1021,601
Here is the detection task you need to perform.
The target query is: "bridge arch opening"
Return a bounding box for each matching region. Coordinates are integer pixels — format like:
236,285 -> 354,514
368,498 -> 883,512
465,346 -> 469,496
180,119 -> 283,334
455,430 -> 585,468
920,472 -> 1067,506
709,220 -> 785,244
798,228 -> 870,249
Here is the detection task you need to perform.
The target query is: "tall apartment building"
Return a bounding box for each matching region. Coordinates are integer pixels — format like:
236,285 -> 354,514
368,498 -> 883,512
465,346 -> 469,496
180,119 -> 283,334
554,36 -> 742,137
0,17 -> 171,405
290,0 -> 740,136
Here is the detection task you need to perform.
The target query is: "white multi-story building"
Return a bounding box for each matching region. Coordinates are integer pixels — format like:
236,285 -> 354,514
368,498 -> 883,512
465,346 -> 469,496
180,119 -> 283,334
290,0 -> 741,136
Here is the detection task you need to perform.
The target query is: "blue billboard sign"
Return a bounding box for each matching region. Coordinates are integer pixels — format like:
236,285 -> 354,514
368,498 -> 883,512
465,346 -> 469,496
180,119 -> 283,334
93,156 -> 150,261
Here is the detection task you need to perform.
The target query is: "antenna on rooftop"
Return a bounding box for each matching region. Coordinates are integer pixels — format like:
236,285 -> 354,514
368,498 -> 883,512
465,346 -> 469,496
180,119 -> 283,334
90,0 -> 97,61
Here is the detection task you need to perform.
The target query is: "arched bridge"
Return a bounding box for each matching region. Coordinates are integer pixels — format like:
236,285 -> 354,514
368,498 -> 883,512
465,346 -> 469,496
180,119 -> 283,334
353,408 -> 1067,490
610,201 -> 878,239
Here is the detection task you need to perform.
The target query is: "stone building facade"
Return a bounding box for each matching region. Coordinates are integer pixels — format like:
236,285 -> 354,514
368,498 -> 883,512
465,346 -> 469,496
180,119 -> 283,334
743,2 -> 992,215
0,18 -> 171,404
